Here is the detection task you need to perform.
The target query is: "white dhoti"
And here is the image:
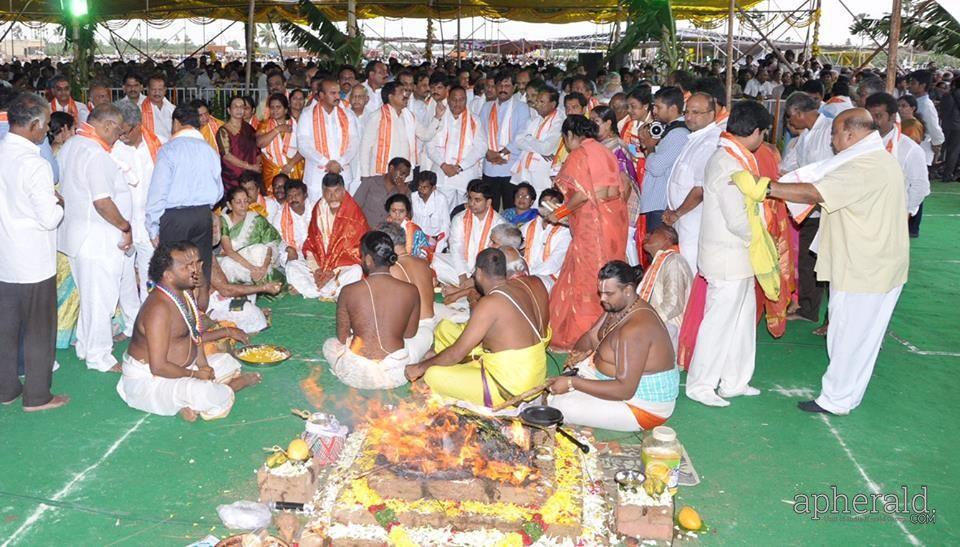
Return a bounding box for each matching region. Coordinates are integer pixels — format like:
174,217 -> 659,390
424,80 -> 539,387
626,226 -> 640,266
116,352 -> 242,420
686,277 -> 756,401
433,301 -> 471,324
674,213 -> 700,274
549,390 -> 675,432
321,338 -> 410,390
218,244 -> 274,284
816,285 -> 903,415
405,317 -> 437,362
286,262 -> 362,300
70,248 -> 124,372
207,291 -> 268,333
118,252 -> 142,337
432,253 -> 463,287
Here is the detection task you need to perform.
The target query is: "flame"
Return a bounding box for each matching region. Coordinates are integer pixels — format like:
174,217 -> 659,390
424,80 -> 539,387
362,399 -> 537,486
299,367 -> 326,409
508,420 -> 529,449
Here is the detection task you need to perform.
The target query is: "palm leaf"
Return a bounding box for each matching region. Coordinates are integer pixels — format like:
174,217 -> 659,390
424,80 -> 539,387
278,0 -> 364,66
607,0 -> 675,61
851,0 -> 960,58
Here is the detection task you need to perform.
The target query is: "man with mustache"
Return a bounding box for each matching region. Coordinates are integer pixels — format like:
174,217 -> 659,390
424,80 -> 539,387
117,241 -> 261,422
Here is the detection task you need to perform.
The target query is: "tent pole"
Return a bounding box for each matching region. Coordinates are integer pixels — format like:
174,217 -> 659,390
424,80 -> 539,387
245,0 -> 255,90
347,0 -> 357,38
885,0 -> 901,92
725,0 -> 734,108
175,20 -> 238,69
456,0 -> 462,68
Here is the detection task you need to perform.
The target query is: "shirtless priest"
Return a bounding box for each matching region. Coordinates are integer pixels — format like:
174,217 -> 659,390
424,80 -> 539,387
406,248 -> 550,408
378,222 -> 437,361
548,261 -> 679,432
117,241 -> 261,421
322,231 -> 421,390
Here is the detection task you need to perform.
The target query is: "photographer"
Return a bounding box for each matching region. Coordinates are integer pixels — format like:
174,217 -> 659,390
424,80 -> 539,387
638,87 -> 690,231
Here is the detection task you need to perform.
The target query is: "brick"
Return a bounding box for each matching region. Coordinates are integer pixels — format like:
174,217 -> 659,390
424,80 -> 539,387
425,477 -> 489,502
366,472 -> 424,501
615,499 -> 674,541
257,461 -> 322,505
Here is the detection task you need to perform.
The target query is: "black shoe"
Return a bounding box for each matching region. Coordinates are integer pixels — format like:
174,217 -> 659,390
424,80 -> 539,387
798,400 -> 835,414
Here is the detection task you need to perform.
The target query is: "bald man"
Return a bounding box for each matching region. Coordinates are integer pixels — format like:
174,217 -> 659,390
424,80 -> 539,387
742,109 -> 908,415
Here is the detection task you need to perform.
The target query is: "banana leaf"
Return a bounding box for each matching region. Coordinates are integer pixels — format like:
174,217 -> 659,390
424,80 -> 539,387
278,0 -> 364,67
607,0 -> 676,62
850,0 -> 960,58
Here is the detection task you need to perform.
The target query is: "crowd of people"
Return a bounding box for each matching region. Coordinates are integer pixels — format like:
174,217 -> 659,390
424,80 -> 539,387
0,50 -> 951,430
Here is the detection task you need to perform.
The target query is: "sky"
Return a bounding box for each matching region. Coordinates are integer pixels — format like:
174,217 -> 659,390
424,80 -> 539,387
14,0 -> 898,54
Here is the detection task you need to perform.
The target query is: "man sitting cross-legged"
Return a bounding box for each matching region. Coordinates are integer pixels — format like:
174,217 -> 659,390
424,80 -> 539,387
432,178 -> 506,288
547,260 -> 679,432
322,231 -> 421,390
406,248 -> 550,408
285,173 -> 370,300
117,241 -> 261,422
378,222 -> 437,361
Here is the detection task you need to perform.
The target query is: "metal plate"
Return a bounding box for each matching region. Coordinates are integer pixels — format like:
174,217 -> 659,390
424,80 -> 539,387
519,405 -> 563,426
233,344 -> 292,367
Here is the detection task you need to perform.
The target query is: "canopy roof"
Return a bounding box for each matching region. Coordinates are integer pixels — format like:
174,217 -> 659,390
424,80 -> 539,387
0,0 -> 758,25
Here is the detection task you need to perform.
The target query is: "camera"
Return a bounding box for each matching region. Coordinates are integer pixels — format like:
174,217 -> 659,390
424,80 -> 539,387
649,121 -> 665,139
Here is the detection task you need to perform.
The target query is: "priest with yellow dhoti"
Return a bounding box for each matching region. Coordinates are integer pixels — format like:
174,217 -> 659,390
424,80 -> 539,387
406,248 -> 550,408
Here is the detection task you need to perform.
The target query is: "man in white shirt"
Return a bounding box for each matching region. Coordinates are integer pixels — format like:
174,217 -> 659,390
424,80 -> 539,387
512,87 -> 564,196
141,73 -> 176,141
743,68 -> 776,99
268,180 -> 313,265
119,72 -> 146,107
49,74 -> 89,123
433,179 -> 506,287
297,78 -> 360,196
414,72 -> 452,173
427,86 -> 485,205
865,93 -> 930,230
480,72 -> 531,210
686,101 -> 771,407
0,93 -> 68,411
362,60 -> 389,115
112,100 -> 166,303
906,69 -> 944,166
359,81 -> 442,179
411,170 -> 452,252
519,189 -> 570,293
662,92 -> 722,273
58,104 -> 135,373
781,91 -> 848,324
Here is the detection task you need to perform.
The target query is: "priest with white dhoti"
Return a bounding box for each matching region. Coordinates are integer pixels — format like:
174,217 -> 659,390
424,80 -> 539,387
296,78 -> 360,196
662,92 -> 721,272
512,88 -> 564,196
58,105 -> 138,372
685,102 -> 771,407
111,100 -> 166,302
520,188 -> 570,293
433,179 -> 506,287
425,86 -> 485,205
757,108 -> 908,415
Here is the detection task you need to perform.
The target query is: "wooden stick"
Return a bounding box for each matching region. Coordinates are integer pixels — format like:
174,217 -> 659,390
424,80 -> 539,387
490,380 -> 552,412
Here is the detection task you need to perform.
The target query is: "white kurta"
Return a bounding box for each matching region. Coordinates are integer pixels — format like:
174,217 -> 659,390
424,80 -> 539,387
512,109 -> 565,194
882,129 -> 930,215
520,218 -> 571,293
143,98 -> 176,141
269,201 -> 313,263
426,110 -> 486,204
666,122 -> 721,273
412,97 -> 446,172
433,208 -> 506,285
915,94 -> 944,165
58,135 -> 134,371
358,105 -> 419,178
296,103 -> 360,196
412,190 -> 452,243
50,98 -> 90,124
362,82 -> 383,114
111,134 -> 165,302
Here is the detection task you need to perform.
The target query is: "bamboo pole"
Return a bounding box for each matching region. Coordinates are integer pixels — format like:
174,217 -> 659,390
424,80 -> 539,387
725,0 -> 735,108
244,0 -> 255,90
347,0 -> 357,38
885,0 -> 902,92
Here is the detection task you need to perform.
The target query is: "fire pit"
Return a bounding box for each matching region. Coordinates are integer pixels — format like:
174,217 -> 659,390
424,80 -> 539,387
300,401 -> 612,546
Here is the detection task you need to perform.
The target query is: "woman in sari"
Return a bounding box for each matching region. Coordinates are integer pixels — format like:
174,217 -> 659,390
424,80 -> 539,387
217,187 -> 284,285
50,113 -> 79,348
256,92 -> 304,195
897,95 -> 926,145
289,88 -> 307,123
500,182 -> 539,226
593,105 -> 642,265
241,95 -> 259,130
218,95 -> 261,192
546,115 -> 629,350
383,194 -> 431,260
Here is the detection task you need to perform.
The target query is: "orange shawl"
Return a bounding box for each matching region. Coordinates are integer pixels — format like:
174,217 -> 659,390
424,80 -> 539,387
200,117 -> 224,151
754,143 -> 795,338
301,194 -> 370,272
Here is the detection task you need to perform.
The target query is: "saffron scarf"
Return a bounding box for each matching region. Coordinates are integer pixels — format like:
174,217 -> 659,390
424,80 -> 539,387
487,99 -> 514,152
523,220 -> 561,265
462,208 -> 495,262
263,118 -> 295,166
313,104 -> 350,159
444,110 -> 478,165
76,122 -> 112,153
51,97 -> 80,121
142,128 -> 162,162
374,105 -> 417,174
637,246 -> 680,302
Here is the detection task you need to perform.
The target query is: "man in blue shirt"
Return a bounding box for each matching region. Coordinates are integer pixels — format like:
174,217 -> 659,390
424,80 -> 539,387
146,103 -> 223,307
639,87 -> 690,232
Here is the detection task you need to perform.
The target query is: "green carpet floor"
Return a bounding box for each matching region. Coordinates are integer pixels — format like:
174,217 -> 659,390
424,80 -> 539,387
1,182 -> 957,546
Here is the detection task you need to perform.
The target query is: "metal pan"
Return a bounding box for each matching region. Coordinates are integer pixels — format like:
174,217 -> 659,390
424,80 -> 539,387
519,405 -> 590,453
